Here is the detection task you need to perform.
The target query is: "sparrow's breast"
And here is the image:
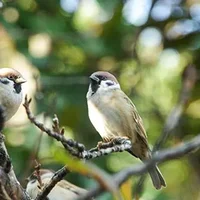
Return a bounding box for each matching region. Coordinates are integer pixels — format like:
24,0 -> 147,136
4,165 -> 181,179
87,91 -> 134,141
0,85 -> 23,120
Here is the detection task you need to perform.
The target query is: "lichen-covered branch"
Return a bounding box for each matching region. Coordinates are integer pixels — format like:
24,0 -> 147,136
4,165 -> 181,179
23,95 -> 132,160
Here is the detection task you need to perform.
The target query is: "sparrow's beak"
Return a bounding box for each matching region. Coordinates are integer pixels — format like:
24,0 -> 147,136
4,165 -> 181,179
89,75 -> 99,83
15,77 -> 26,84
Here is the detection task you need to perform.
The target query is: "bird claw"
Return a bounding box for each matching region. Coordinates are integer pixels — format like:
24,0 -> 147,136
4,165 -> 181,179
97,141 -> 104,149
97,137 -> 130,149
112,137 -> 129,145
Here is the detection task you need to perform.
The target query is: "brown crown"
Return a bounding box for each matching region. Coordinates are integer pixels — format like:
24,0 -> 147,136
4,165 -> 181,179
0,68 -> 22,79
91,71 -> 118,83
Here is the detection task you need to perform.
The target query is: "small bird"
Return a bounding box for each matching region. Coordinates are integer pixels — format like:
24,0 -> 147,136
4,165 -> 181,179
0,68 -> 26,121
26,169 -> 93,200
86,71 -> 166,189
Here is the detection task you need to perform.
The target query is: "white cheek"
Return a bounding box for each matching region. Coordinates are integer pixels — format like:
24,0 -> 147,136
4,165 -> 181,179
100,80 -> 120,90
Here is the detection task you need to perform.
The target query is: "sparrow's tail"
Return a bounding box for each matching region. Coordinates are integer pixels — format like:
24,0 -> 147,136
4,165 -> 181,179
137,150 -> 166,189
128,146 -> 166,189
148,165 -> 166,189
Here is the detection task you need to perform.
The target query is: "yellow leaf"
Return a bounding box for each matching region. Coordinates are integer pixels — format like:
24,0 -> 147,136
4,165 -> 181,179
120,178 -> 132,200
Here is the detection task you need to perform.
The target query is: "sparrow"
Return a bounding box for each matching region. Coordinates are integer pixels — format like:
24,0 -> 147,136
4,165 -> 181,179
86,71 -> 166,189
0,68 -> 26,121
26,169 -> 93,200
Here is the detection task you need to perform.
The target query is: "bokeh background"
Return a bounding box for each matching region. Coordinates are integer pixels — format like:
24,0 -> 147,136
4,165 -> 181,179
0,0 -> 200,199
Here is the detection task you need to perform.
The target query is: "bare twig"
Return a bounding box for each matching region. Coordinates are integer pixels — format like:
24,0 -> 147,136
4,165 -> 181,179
23,95 -> 132,160
35,167 -> 69,200
34,160 -> 43,189
78,134 -> 200,200
24,97 -> 131,199
23,96 -> 85,156
52,114 -> 65,135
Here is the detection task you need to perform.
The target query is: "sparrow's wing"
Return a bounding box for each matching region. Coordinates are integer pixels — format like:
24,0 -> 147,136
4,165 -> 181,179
116,90 -> 148,146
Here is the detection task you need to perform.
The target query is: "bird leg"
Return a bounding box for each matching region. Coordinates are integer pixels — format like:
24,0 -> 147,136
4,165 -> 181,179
97,141 -> 111,149
97,136 -> 130,149
111,136 -> 130,145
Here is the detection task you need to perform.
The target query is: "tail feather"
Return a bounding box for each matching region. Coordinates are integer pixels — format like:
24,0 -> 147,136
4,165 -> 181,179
129,146 -> 166,189
149,166 -> 166,189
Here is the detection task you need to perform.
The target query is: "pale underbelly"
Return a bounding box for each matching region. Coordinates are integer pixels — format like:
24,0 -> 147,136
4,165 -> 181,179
88,102 -> 126,140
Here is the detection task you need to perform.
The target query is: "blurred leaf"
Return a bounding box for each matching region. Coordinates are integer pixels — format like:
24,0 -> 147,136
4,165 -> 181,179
54,150 -> 122,199
120,178 -> 132,200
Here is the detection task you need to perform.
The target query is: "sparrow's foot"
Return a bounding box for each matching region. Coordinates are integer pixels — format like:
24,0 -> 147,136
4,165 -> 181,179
97,140 -> 113,149
112,137 -> 130,145
97,141 -> 104,149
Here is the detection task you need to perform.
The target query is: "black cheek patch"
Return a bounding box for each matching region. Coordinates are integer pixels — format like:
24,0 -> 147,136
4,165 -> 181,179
91,82 -> 99,95
0,79 -> 9,85
14,83 -> 22,94
106,82 -> 114,86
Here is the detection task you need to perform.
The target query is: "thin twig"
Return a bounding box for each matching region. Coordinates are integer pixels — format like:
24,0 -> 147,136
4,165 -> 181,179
35,167 -> 70,200
52,114 -> 65,135
34,160 -> 43,189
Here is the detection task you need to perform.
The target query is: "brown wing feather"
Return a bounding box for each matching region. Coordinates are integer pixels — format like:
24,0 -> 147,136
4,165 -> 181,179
123,95 -> 147,138
116,90 -> 150,158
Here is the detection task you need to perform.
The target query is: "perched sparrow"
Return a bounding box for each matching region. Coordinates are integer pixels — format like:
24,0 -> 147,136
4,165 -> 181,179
26,169 -> 93,200
0,68 -> 26,121
87,71 -> 166,189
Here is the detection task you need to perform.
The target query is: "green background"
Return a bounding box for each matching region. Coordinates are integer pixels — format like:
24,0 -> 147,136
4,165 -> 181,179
0,0 -> 200,199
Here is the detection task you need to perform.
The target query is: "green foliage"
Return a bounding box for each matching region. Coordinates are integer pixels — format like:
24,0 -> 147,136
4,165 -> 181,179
0,0 -> 200,199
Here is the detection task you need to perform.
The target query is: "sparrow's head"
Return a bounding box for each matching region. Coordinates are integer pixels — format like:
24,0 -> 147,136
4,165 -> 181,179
87,71 -> 120,97
0,68 -> 26,94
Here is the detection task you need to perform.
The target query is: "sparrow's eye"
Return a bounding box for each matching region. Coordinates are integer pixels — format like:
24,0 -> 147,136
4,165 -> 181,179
7,75 -> 14,80
97,75 -> 106,81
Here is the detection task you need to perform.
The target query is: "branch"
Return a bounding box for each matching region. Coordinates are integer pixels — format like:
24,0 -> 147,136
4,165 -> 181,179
23,96 -> 132,199
0,106 -> 31,200
35,167 -> 69,200
78,134 -> 200,200
23,95 -> 132,160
